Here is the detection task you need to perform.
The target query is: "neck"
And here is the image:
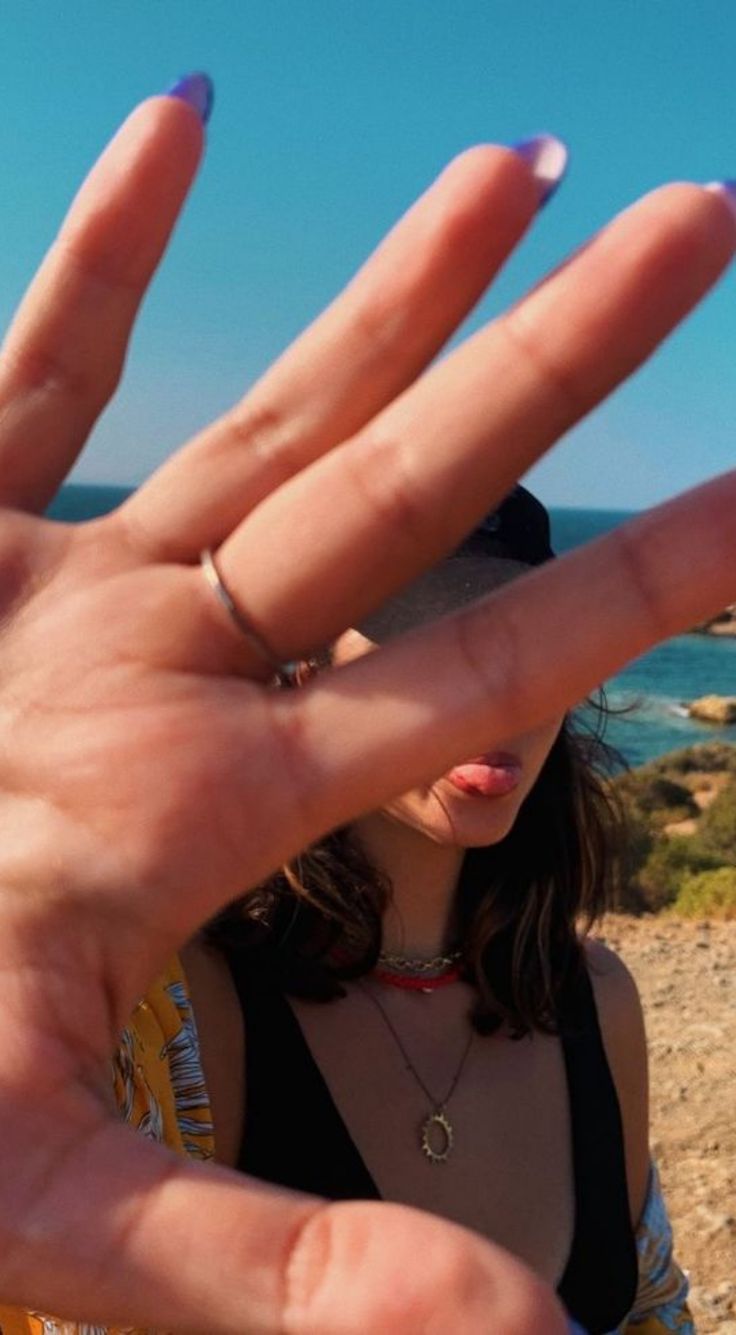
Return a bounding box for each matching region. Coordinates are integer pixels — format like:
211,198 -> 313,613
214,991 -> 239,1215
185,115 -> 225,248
352,810 -> 465,960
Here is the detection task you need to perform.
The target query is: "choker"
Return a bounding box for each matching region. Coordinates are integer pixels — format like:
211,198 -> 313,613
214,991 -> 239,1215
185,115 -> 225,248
374,947 -> 463,994
374,964 -> 461,993
377,947 -> 462,973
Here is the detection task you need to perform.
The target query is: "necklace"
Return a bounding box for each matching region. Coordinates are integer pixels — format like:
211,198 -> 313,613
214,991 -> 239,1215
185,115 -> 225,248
377,947 -> 462,974
358,981 -> 474,1165
374,964 -> 461,993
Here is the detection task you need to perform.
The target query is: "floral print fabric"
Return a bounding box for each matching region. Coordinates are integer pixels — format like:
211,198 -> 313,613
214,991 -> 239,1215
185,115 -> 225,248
611,1161 -> 693,1332
0,960 -> 213,1335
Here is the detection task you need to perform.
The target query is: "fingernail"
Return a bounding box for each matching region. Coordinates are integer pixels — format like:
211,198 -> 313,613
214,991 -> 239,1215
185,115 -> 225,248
165,72 -> 214,125
511,133 -> 569,207
704,180 -> 736,222
566,1320 -> 589,1335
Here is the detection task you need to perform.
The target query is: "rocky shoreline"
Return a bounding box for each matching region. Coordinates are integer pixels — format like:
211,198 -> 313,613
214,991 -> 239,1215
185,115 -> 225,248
694,604 -> 736,637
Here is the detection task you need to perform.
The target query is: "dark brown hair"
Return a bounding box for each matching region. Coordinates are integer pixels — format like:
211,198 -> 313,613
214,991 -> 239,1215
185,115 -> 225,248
207,697 -> 624,1037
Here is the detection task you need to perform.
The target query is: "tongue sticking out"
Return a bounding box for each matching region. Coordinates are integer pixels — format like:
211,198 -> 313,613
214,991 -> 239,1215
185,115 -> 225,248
447,755 -> 522,797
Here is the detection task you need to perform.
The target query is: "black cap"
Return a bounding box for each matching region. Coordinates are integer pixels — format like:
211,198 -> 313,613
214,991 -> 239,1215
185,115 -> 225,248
357,485 -> 554,643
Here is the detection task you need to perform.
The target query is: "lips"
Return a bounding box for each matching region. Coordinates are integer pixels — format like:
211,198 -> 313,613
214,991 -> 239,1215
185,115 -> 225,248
446,752 -> 522,798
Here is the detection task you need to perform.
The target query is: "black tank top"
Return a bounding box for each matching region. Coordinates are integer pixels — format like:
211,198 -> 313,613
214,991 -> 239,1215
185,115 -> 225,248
227,959 -> 638,1334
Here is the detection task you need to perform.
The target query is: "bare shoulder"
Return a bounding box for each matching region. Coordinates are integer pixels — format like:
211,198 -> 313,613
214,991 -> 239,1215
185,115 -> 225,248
584,937 -> 644,1022
582,936 -> 650,1226
582,936 -> 648,1090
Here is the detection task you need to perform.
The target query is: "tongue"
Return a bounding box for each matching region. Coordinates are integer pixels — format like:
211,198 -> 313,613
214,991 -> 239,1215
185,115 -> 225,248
448,761 -> 521,797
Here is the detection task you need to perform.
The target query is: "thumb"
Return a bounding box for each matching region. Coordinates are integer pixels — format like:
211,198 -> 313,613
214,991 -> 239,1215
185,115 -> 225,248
0,1120 -> 570,1333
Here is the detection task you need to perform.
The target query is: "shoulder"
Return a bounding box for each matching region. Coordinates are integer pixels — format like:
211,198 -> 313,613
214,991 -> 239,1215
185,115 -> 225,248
583,937 -> 645,1035
582,936 -> 650,1227
582,936 -> 648,1099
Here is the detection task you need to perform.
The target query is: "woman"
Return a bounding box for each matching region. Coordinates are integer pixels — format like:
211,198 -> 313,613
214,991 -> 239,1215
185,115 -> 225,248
1,73 -> 735,1335
180,485 -> 691,1335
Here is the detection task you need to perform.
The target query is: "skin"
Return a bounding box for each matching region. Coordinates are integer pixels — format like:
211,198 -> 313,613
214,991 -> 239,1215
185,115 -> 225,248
335,626 -> 564,957
0,93 -> 734,1334
286,630 -> 649,1275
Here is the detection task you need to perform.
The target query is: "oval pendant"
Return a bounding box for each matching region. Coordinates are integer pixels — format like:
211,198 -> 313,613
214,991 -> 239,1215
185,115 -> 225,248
420,1109 -> 454,1164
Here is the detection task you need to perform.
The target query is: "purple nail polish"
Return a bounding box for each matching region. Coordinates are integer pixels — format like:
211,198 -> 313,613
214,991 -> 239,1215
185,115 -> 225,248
165,72 -> 214,125
704,180 -> 736,222
511,133 -> 569,207
566,1320 -> 589,1335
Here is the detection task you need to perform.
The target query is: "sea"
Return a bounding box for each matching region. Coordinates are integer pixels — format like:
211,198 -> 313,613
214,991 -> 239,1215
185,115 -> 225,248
51,486 -> 736,771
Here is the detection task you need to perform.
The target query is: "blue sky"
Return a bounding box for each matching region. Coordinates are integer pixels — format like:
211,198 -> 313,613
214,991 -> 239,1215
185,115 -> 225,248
1,1 -> 735,508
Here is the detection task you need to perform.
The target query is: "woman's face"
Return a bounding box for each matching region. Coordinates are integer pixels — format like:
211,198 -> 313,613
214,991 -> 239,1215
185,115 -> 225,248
333,629 -> 563,849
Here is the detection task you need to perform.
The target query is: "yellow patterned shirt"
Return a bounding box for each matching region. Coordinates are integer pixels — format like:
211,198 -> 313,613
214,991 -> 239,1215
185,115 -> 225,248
0,959 -> 213,1335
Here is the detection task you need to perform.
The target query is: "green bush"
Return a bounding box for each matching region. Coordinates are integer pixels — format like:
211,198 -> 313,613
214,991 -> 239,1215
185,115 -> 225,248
615,772 -> 698,830
674,866 -> 736,919
609,745 -> 736,915
651,742 -> 736,777
697,779 -> 736,863
635,836 -> 721,912
609,812 -> 652,913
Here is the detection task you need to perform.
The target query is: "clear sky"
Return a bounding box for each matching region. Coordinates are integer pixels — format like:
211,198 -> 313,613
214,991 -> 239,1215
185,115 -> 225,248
1,1 -> 735,508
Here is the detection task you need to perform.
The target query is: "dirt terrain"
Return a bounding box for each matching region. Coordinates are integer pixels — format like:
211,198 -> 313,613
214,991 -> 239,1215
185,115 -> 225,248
596,914 -> 736,1332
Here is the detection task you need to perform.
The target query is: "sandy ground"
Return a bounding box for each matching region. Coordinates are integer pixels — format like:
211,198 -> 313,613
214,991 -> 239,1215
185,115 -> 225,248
595,914 -> 736,1333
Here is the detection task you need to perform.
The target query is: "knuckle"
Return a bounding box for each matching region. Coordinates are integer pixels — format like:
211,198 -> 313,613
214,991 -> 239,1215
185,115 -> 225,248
3,341 -> 98,411
610,522 -> 671,643
264,693 -> 321,848
347,289 -> 407,363
345,427 -> 427,556
499,308 -> 590,426
56,233 -> 143,298
281,1203 -> 338,1334
449,594 -> 529,736
281,1205 -> 485,1334
223,398 -> 303,489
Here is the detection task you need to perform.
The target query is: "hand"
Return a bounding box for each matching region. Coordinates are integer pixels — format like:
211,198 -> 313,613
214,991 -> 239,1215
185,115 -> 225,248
0,88 -> 733,1334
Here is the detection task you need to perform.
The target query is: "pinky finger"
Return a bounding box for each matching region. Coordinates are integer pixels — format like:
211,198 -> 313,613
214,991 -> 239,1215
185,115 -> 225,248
0,81 -> 208,514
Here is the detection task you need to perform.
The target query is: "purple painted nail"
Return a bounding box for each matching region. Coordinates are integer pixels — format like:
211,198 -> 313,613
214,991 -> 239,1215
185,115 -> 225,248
511,133 -> 569,207
566,1320 -> 589,1335
165,72 -> 214,125
704,180 -> 736,222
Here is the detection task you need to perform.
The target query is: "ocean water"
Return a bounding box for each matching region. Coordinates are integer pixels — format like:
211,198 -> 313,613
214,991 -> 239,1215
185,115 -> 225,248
550,507 -> 736,768
51,487 -> 736,770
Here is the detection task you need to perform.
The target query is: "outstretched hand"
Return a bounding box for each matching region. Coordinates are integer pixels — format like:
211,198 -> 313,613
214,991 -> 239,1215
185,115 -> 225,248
0,90 -> 734,1333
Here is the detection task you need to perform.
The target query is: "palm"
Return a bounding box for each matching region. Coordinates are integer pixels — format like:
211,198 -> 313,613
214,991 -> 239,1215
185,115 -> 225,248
0,91 -> 734,1333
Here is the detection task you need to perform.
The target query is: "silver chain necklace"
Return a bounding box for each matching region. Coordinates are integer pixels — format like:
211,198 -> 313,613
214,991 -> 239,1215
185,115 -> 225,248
358,981 -> 474,1164
377,947 -> 462,974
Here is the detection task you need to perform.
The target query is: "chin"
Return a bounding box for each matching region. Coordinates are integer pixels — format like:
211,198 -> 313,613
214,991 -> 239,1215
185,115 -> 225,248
417,786 -> 521,849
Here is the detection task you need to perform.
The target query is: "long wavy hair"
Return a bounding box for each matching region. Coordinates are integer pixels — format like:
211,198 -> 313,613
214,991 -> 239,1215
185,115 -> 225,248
207,696 -> 624,1038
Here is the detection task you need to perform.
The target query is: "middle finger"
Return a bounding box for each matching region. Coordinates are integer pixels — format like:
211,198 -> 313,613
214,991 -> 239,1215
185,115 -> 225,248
124,140 -> 556,557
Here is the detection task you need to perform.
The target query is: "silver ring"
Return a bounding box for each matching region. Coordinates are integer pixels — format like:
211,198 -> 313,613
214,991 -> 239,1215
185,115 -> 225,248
200,547 -> 302,686
200,549 -> 328,689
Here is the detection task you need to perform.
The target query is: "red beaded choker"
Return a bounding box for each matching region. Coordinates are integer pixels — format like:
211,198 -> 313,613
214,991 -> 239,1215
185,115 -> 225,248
373,964 -> 461,993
